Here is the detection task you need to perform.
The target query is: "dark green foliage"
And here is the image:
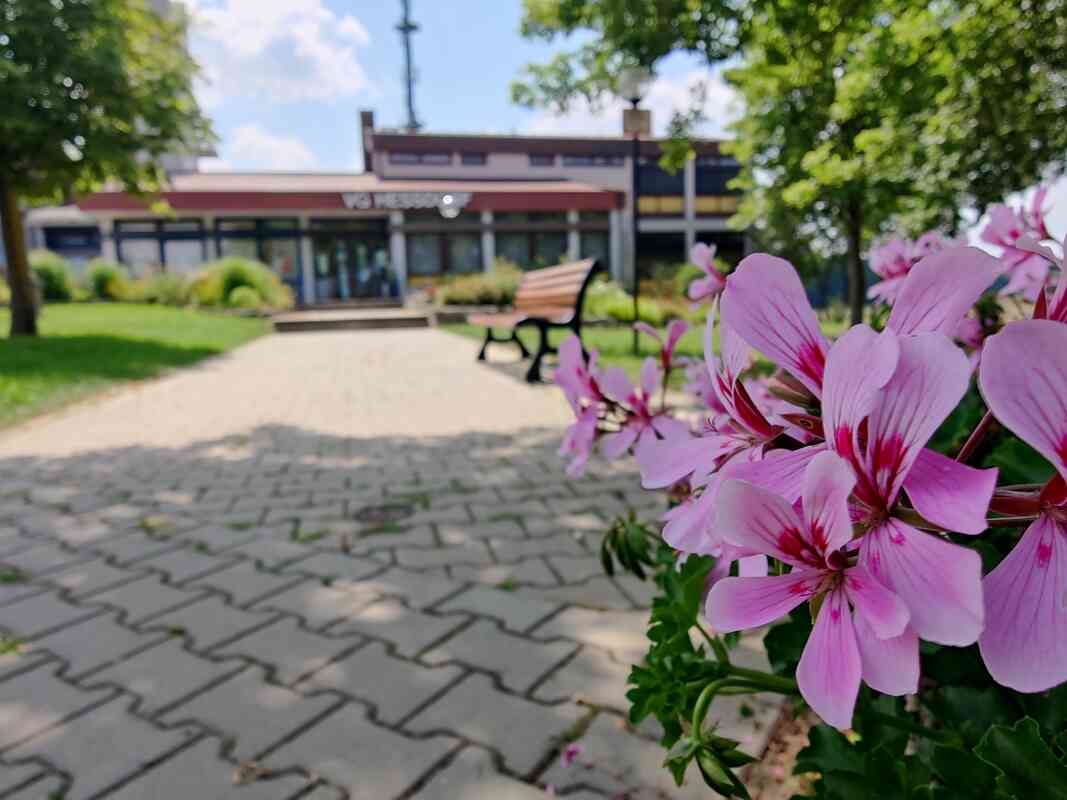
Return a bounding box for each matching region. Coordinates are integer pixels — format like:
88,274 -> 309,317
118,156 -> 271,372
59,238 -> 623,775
438,263 -> 522,306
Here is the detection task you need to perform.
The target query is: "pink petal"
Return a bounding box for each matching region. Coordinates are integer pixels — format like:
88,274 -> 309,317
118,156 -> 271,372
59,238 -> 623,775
688,274 -> 719,301
903,448 -> 996,535
887,246 -> 1001,337
822,325 -> 900,467
866,332 -> 971,506
801,451 -> 858,556
633,321 -> 661,345
860,519 -> 983,646
796,588 -> 861,730
843,564 -> 909,639
691,242 -> 716,271
635,432 -> 737,489
705,571 -> 821,633
720,254 -> 829,398
979,515 -> 1067,693
738,554 -> 769,577
639,358 -> 661,397
599,425 -> 638,459
598,366 -> 635,404
979,319 -> 1067,479
662,481 -> 722,555
853,614 -> 919,696
665,319 -> 690,353
650,414 -> 691,441
717,478 -> 817,567
726,445 -> 824,504
705,301 -> 748,391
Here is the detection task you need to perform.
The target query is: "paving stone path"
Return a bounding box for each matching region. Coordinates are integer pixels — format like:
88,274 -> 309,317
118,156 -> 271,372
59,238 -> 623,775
0,330 -> 778,799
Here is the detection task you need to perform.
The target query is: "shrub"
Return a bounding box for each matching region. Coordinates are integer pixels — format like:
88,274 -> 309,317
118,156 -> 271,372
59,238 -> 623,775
86,258 -> 130,300
584,279 -> 673,326
438,261 -> 522,306
29,249 -> 74,301
0,276 -> 9,305
227,285 -> 262,309
189,258 -> 293,310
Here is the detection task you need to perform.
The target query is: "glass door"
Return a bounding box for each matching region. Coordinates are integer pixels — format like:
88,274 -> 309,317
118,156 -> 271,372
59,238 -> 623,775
310,222 -> 393,302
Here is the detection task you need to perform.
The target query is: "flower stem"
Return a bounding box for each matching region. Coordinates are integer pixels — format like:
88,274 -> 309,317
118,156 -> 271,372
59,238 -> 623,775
856,708 -> 954,743
956,409 -> 996,463
695,622 -> 731,665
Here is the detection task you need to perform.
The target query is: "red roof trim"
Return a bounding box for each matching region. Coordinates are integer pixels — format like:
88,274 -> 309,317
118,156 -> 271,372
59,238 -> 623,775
77,189 -> 624,213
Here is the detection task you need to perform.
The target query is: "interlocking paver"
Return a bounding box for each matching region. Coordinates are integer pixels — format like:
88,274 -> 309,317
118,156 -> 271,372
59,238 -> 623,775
146,594 -> 277,651
186,560 -> 305,607
435,585 -> 559,633
0,662 -> 110,750
89,639 -> 240,714
414,747 -> 551,799
107,737 -> 311,800
3,696 -> 189,799
216,616 -> 357,685
406,673 -> 581,775
422,619 -> 576,694
263,703 -> 456,796
329,598 -> 467,657
304,640 -> 463,724
0,590 -> 101,639
0,330 -> 780,798
85,574 -> 205,624
162,665 -> 338,761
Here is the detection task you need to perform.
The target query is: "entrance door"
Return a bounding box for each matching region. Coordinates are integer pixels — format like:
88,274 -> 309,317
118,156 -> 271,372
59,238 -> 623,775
311,232 -> 393,302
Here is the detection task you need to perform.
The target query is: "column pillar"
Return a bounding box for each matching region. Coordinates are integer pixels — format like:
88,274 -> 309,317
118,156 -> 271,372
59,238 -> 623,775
99,218 -> 117,261
567,209 -> 580,261
684,157 -> 696,257
389,211 -> 407,297
298,215 -> 315,306
609,209 -> 623,282
480,210 -> 494,272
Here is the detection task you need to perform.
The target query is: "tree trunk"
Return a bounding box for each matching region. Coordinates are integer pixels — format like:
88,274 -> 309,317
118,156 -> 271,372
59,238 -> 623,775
0,177 -> 37,337
846,196 -> 865,326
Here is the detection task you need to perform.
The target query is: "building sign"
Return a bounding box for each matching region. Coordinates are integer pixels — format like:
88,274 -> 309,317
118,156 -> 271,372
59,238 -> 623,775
342,191 -> 472,211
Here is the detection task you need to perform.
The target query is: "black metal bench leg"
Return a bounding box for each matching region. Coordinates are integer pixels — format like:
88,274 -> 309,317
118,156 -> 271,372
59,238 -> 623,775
525,325 -> 549,383
513,330 -> 531,359
477,328 -> 493,361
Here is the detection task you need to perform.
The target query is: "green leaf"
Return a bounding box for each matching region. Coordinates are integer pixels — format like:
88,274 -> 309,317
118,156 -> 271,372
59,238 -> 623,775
1019,684 -> 1067,742
795,726 -> 865,776
929,745 -> 999,798
925,686 -> 1019,748
765,606 -> 812,675
982,437 -> 1056,485
974,718 -> 1067,799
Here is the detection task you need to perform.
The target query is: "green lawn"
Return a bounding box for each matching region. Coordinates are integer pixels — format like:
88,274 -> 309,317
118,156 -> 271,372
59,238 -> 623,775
0,303 -> 271,427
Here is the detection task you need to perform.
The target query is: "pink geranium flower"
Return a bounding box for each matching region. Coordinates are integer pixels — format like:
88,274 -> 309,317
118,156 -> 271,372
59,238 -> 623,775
867,232 -> 954,305
597,359 -> 689,460
687,243 -> 726,305
559,406 -> 598,478
634,318 -> 690,371
981,187 -> 1055,301
555,336 -> 605,477
978,319 -> 1067,692
708,452 -> 910,729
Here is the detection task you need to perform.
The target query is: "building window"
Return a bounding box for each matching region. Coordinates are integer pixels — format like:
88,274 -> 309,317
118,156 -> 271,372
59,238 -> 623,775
638,159 -> 684,194
115,218 -> 206,274
561,154 -> 624,167
695,155 -> 737,167
460,152 -> 487,165
388,151 -> 452,165
496,233 -> 531,269
449,234 -> 483,273
215,218 -> 302,283
529,153 -> 555,167
532,231 -> 568,268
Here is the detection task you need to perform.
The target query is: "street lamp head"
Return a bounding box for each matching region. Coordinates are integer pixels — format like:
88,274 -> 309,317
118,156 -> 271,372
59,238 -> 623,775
437,193 -> 462,219
617,65 -> 653,104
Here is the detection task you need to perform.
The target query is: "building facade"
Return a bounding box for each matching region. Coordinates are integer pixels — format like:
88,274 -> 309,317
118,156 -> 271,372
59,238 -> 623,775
28,111 -> 743,305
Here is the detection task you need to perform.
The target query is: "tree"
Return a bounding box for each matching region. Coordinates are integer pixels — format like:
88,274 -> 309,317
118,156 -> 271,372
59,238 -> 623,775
512,0 -> 1067,324
0,0 -> 213,336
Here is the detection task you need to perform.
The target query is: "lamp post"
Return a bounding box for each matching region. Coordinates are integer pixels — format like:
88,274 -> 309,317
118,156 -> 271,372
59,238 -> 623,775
618,66 -> 652,355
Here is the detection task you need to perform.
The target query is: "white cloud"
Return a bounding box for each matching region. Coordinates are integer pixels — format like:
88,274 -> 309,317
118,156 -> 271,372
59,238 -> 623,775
201,124 -> 318,171
525,68 -> 741,140
184,0 -> 374,106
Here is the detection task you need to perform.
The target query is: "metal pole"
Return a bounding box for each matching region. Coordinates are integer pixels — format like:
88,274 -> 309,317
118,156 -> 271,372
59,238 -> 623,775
397,0 -> 420,132
631,100 -> 641,355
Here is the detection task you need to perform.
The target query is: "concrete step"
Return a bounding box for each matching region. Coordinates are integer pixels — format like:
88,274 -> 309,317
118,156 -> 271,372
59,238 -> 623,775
273,308 -> 430,333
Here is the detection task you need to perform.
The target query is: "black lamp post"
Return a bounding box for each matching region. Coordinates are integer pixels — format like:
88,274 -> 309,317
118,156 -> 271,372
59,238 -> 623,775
618,66 -> 653,355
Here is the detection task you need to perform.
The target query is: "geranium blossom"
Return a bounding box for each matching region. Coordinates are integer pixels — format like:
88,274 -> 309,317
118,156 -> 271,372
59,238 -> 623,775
634,319 -> 690,371
981,187 -> 1054,301
977,319 -> 1067,692
598,359 -> 688,459
708,452 -> 910,728
687,242 -> 726,305
867,232 -> 953,305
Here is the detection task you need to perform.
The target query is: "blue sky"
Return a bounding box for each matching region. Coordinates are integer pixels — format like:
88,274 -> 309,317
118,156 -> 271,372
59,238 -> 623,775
184,0 -> 737,172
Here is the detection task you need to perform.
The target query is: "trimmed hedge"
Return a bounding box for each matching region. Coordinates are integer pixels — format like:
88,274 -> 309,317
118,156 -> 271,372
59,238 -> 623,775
29,249 -> 74,301
189,258 -> 293,309
87,259 -> 130,300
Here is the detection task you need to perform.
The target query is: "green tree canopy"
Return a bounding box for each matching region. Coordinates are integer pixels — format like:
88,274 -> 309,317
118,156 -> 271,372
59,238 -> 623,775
512,0 -> 1067,323
0,0 -> 213,335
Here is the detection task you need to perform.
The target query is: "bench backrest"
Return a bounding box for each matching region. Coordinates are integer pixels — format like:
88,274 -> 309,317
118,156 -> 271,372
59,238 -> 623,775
512,258 -> 602,320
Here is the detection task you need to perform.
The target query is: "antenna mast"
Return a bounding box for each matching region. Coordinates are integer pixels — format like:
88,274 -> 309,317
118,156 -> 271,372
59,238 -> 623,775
397,0 -> 421,132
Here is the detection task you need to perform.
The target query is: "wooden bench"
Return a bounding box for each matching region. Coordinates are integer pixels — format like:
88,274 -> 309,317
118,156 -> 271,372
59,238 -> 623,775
469,258 -> 604,383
